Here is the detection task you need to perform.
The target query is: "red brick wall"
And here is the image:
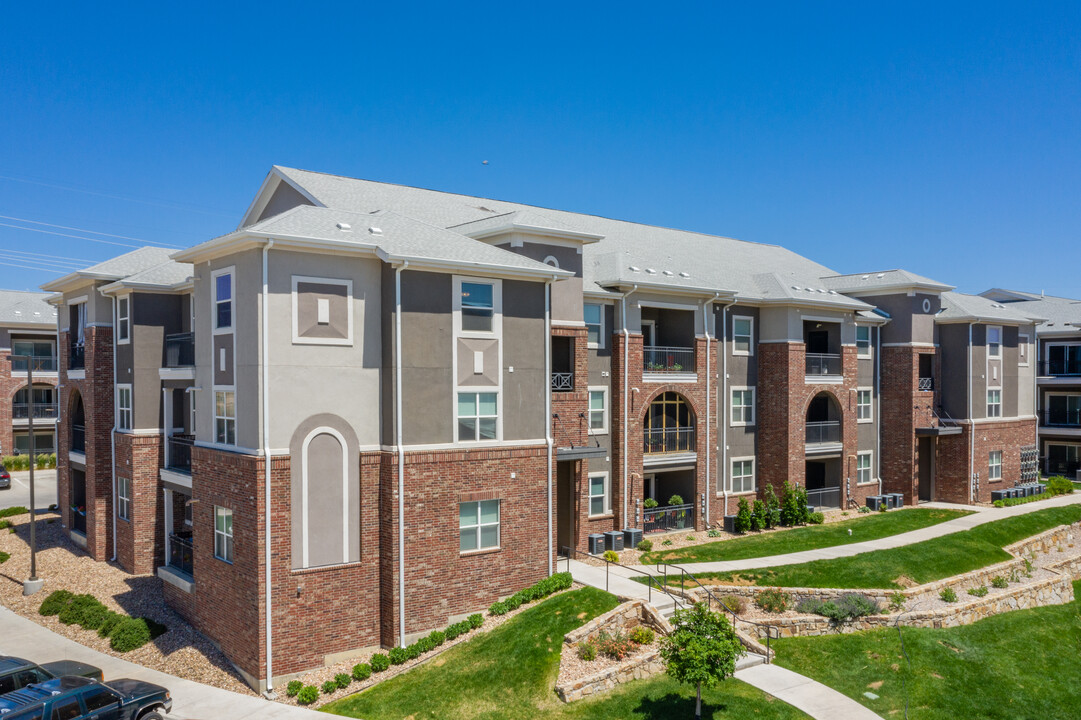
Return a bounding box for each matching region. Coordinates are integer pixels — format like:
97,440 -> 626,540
880,346 -> 937,504
113,432 -> 163,575
936,419 -> 1038,504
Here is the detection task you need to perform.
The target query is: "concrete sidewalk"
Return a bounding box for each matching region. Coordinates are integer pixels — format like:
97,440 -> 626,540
0,606 -> 320,720
736,663 -> 883,720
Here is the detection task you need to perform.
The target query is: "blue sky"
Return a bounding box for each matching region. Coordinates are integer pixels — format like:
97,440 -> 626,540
1,2 -> 1079,296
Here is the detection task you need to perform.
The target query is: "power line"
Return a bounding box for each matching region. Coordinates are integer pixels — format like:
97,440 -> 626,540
0,222 -> 148,249
0,247 -> 96,264
0,214 -> 182,248
0,259 -> 66,274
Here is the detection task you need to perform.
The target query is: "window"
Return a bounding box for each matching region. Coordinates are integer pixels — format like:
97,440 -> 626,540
584,303 -> 604,348
588,388 -> 607,433
214,506 -> 233,562
731,387 -> 755,426
215,391 -> 236,445
732,316 -> 753,356
989,451 -> 1003,481
1018,334 -> 1029,366
857,452 -> 873,484
460,281 -> 494,332
987,389 -> 1002,418
117,296 -> 130,343
856,326 -> 871,357
589,472 -> 611,516
117,476 -> 131,521
857,389 -> 873,422
730,458 -> 755,493
50,699 -> 81,720
457,392 -> 498,442
81,687 -> 120,712
117,385 -> 132,431
214,271 -> 233,330
459,499 -> 499,552
987,326 -> 1002,357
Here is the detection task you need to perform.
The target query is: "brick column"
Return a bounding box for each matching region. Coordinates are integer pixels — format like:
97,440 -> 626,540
758,343 -> 804,497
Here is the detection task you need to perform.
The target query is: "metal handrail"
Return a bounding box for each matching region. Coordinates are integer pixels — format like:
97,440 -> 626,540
13,403 -> 58,419
805,352 -> 842,376
917,377 -> 934,392
562,545 -> 688,616
551,372 -> 574,391
164,332 -> 195,368
805,420 -> 841,444
643,426 -> 695,454
1042,409 -> 1081,428
643,346 -> 695,373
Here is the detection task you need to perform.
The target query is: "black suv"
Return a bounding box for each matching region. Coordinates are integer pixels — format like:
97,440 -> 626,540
0,657 -> 102,696
0,675 -> 171,719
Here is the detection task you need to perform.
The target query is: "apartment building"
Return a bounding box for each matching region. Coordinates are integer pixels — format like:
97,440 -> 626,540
981,289 -> 1081,480
45,166 -> 1041,691
0,291 -> 59,458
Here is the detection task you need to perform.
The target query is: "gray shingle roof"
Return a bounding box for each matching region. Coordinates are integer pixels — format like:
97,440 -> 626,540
41,246 -> 180,292
978,289 -> 1081,331
937,292 -> 1044,324
821,269 -> 953,293
0,290 -> 57,327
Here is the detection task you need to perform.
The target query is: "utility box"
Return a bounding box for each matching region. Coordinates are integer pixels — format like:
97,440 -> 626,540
622,528 -> 643,549
991,489 -> 1008,502
603,531 -> 624,552
866,496 -> 886,511
889,493 -> 904,509
723,515 -> 738,534
588,534 -> 605,555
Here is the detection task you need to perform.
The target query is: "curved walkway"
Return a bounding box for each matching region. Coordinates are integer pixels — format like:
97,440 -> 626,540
736,663 -> 883,720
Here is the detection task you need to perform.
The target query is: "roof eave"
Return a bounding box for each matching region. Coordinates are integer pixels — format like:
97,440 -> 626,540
375,248 -> 572,281
465,223 -> 604,245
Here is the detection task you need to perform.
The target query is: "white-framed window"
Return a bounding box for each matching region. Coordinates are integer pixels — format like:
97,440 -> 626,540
856,451 -> 873,484
457,392 -> 498,442
588,472 -> 611,516
730,457 -> 755,493
213,269 -> 233,332
459,499 -> 499,552
588,387 -> 608,434
987,325 -> 1002,358
732,316 -> 754,356
117,476 -> 131,521
584,303 -> 604,348
214,506 -> 233,563
856,326 -> 871,358
857,388 -> 873,422
117,385 -> 132,431
731,387 -> 755,426
987,389 -> 1002,418
460,281 -> 495,333
117,296 -> 130,344
989,450 -> 1003,481
215,390 -> 236,445
1018,334 -> 1029,367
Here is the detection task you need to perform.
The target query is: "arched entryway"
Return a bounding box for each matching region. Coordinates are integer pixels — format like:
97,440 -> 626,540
642,392 -> 697,532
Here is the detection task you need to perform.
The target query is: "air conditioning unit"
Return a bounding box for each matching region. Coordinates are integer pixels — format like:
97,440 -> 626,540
603,531 -> 624,552
622,528 -> 643,549
588,534 -> 605,555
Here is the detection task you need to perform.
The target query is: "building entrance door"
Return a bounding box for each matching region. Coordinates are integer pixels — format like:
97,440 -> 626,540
556,461 -> 574,554
918,437 -> 935,502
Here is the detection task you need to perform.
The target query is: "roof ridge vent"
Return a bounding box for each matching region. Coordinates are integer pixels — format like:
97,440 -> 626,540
662,270 -> 674,276
645,268 -> 657,275
679,272 -> 690,278
368,226 -> 383,236
876,273 -> 885,278
336,222 -> 352,231
861,275 -> 870,280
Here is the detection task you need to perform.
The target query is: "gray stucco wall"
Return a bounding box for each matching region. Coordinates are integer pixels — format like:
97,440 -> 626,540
938,323 -> 970,420
256,180 -> 313,224
127,292 -> 184,430
717,305 -> 760,492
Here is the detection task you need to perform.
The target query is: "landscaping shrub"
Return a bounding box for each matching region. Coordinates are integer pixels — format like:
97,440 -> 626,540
603,550 -> 619,563
351,662 -> 372,681
991,576 -> 1008,589
0,506 -> 28,519
780,482 -> 809,526
405,643 -> 422,659
321,680 -> 338,695
370,653 -> 390,672
668,494 -> 684,506
97,611 -> 124,637
388,646 -> 408,665
763,484 -> 781,529
58,594 -> 103,626
78,600 -> 112,631
1047,475 -> 1074,496
888,591 -> 906,612
807,512 -> 825,525
109,618 -> 152,652
720,594 -> 746,615
334,673 -> 351,689
286,680 -> 303,697
939,587 -> 958,603
968,586 -> 989,597
706,529 -> 721,538
595,630 -> 636,660
0,520 -> 11,531
662,539 -> 673,546
735,497 -> 753,533
643,497 -> 659,509
296,686 -> 318,705
577,640 -> 597,661
755,588 -> 790,613
468,613 -> 483,629
416,636 -> 435,653
0,550 -> 11,563
993,500 -> 1005,508
39,590 -> 74,616
629,626 -> 655,644
488,600 -> 509,616
428,630 -> 445,646
751,499 -> 767,532
637,539 -> 653,551
799,595 -> 881,622
487,572 -> 572,617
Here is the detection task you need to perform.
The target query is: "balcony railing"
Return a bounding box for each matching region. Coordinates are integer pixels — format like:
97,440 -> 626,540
643,503 -> 695,534
166,436 -> 193,473
165,332 -> 195,368
806,353 -> 842,377
11,356 -> 57,372
71,424 -> 85,452
551,372 -> 574,391
1042,409 -> 1081,428
1040,359 -> 1081,377
806,486 -> 842,509
13,403 -> 58,420
1045,458 -> 1080,478
644,427 -> 695,455
918,377 -> 934,392
168,532 -> 194,577
69,345 -> 85,370
806,421 -> 841,445
643,346 -> 695,374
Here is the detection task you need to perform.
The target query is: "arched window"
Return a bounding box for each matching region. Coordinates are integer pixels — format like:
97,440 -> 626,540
644,392 -> 695,454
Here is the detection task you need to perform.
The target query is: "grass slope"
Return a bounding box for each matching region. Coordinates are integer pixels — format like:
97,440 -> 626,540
772,581 -> 1081,720
322,586 -> 808,720
641,508 -> 970,564
687,504 -> 1081,589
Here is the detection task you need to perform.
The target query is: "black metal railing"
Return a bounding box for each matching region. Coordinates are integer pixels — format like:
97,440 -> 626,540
551,372 -> 573,391
643,504 -> 695,533
11,356 -> 57,372
805,420 -> 841,444
69,344 -> 85,370
561,544 -> 691,620
918,377 -> 934,392
71,424 -> 85,452
644,427 -> 695,454
805,353 -> 842,376
166,436 -> 193,473
168,532 -> 194,577
164,332 -> 195,368
643,346 -> 695,373
1040,359 -> 1081,377
806,486 -> 842,509
12,403 -> 58,420
1042,409 -> 1081,428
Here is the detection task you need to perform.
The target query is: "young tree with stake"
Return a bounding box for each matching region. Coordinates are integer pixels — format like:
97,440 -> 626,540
660,602 -> 745,720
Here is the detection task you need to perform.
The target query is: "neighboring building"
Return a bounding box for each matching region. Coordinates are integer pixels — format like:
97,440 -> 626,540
0,291 -> 59,459
45,167 -> 1042,692
981,289 -> 1081,480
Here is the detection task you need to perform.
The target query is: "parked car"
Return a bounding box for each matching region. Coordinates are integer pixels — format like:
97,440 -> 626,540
0,656 -> 102,695
0,675 -> 171,719
0,468 -> 10,490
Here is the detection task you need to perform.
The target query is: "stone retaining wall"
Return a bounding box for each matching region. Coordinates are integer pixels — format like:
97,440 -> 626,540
564,599 -> 672,646
556,650 -> 665,703
1005,522 -> 1079,557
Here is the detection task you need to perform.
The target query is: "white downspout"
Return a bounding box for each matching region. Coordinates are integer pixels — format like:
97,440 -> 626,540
968,322 -> 974,504
876,325 -> 882,496
620,285 -> 637,526
544,279 -> 553,574
395,262 -> 408,648
110,295 -> 118,561
702,293 -> 720,526
262,239 -> 274,692
719,303 -> 735,514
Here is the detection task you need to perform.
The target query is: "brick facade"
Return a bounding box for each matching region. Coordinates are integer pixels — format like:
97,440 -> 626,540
880,346 -> 938,503
113,432 -> 164,575
936,418 -> 1038,504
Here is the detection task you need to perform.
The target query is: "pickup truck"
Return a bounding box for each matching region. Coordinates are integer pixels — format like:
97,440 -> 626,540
0,656 -> 102,695
0,675 -> 171,719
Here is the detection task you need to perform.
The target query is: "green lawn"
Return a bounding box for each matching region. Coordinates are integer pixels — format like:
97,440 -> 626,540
772,581 -> 1081,719
640,508 -> 970,565
321,586 -> 808,720
679,504 -> 1081,589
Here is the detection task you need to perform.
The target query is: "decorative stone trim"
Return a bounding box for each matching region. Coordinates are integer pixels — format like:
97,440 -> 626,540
556,650 -> 665,703
564,599 -> 671,646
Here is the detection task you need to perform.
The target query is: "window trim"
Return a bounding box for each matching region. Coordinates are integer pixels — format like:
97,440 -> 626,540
988,450 -> 1003,481
856,387 -> 873,424
987,325 -> 1002,358
584,302 -> 605,350
588,471 -> 612,517
214,389 -> 237,446
453,276 -> 502,339
212,266 -> 235,335
732,316 -> 754,357
1018,333 -> 1029,367
729,456 -> 756,494
116,384 -> 132,431
588,386 -> 608,435
117,476 -> 131,521
856,450 -> 874,485
459,499 -> 500,553
987,388 -> 1002,418
730,386 -> 756,427
456,390 -> 501,444
855,325 -> 872,358
214,506 -> 234,563
116,294 -> 131,345
290,275 -> 354,346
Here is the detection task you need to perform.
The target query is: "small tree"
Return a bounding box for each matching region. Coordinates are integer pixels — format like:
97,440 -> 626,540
763,484 -> 780,528
660,602 -> 745,720
734,497 -> 753,533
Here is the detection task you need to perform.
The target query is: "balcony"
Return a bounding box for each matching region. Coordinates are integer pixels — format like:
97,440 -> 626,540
165,333 -> 195,368
806,353 -> 842,378
806,420 -> 841,445
551,372 -> 574,392
643,503 -> 695,534
1042,409 -> 1081,429
165,436 -> 193,474
806,486 -> 841,510
11,356 -> 57,373
13,403 -> 58,420
644,427 -> 695,455
71,424 -> 86,453
1040,359 -> 1081,377
69,345 -> 85,371
168,532 -> 194,577
643,346 -> 695,374
918,377 -> 934,392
